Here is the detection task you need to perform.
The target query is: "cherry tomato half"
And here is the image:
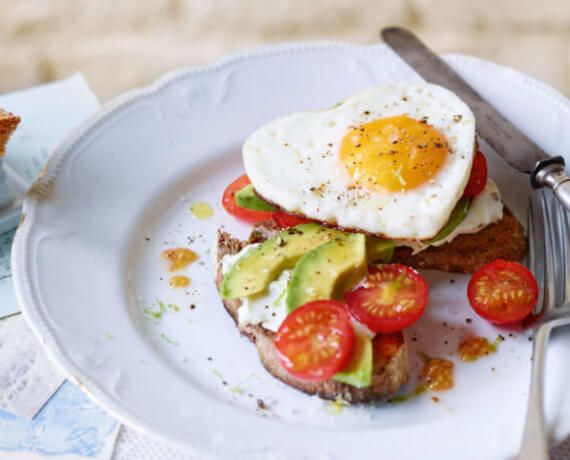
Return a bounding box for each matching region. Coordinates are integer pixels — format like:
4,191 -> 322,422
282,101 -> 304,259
273,300 -> 355,382
467,260 -> 539,324
344,264 -> 429,333
272,211 -> 313,228
222,174 -> 273,224
463,151 -> 488,197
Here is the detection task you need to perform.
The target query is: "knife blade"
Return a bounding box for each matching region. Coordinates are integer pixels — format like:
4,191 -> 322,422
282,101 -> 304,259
381,27 -> 570,210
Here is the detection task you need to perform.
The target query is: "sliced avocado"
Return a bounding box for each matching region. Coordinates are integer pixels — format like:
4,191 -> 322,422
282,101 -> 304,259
424,196 -> 471,244
220,223 -> 346,299
366,237 -> 395,264
285,233 -> 366,313
333,329 -> 372,388
234,184 -> 277,212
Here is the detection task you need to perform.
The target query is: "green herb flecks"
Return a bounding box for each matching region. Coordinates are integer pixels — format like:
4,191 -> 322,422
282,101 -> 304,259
166,302 -> 180,312
144,299 -> 179,320
393,164 -> 407,187
326,395 -> 348,414
229,373 -> 255,395
212,370 -> 224,380
160,333 -> 178,345
273,287 -> 287,307
230,385 -> 245,395
491,334 -> 505,351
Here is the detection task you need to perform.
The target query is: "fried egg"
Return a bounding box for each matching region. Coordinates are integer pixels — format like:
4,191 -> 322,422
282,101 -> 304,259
397,179 -> 503,253
243,83 -> 476,240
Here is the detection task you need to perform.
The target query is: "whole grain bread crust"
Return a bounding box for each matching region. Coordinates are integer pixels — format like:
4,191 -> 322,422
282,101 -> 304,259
391,206 -> 526,273
214,230 -> 409,403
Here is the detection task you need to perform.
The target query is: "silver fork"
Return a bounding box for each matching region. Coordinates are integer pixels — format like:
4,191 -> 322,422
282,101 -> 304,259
519,190 -> 570,460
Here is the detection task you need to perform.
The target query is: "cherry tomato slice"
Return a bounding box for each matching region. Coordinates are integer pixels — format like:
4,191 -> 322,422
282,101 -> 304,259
273,300 -> 355,382
467,260 -> 538,324
463,151 -> 488,197
344,264 -> 429,333
222,174 -> 273,224
272,211 -> 313,228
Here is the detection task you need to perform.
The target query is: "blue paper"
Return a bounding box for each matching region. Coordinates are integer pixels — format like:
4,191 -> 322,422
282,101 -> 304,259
0,229 -> 17,318
0,381 -> 119,458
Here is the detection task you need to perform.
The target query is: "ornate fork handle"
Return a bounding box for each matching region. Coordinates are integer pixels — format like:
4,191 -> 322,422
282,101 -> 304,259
519,322 -> 553,460
520,190 -> 570,459
520,316 -> 570,460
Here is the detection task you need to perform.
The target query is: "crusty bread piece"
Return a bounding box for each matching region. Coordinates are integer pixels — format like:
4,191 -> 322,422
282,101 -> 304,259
392,206 -> 526,273
214,230 -> 409,402
251,205 -> 526,274
0,109 -> 20,157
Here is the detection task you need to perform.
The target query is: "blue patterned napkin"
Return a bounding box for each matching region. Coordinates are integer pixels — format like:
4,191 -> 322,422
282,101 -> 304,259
0,381 -> 119,459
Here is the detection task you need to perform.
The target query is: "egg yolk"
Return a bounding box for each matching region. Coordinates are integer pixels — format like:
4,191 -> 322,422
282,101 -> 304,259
340,115 -> 451,192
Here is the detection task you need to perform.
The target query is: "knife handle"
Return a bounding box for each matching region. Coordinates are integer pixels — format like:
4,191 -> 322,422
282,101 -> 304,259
532,158 -> 570,211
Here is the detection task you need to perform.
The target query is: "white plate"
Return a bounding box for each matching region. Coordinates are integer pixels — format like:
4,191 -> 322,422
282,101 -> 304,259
12,42 -> 570,460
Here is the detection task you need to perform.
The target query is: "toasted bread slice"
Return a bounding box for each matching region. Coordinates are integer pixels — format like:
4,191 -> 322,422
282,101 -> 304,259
0,109 -> 20,157
251,206 -> 526,274
391,206 -> 526,273
214,230 -> 409,402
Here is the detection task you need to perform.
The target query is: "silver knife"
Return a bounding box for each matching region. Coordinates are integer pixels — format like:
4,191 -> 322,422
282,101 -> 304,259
381,26 -> 570,210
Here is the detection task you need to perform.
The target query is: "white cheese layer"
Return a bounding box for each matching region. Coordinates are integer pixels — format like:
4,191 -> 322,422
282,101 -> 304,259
395,179 -> 503,254
221,243 -> 260,276
237,269 -> 290,332
221,245 -> 288,332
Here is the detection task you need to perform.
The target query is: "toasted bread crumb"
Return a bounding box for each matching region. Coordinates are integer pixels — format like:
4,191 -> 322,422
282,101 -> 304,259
0,109 -> 20,157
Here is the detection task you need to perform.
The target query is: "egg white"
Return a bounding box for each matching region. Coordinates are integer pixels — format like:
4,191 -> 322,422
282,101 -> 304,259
243,83 -> 476,240
397,180 -> 504,253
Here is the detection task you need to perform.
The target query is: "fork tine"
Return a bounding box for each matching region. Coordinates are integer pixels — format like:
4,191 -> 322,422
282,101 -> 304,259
541,191 -> 557,312
557,200 -> 570,305
528,191 -> 546,314
543,191 -> 562,306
